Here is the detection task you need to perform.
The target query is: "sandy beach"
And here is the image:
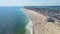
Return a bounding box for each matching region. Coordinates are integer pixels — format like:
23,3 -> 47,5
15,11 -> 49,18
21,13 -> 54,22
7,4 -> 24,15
24,9 -> 60,34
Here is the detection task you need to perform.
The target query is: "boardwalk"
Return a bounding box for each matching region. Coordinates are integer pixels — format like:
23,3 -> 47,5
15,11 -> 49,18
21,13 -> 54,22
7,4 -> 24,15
24,9 -> 60,34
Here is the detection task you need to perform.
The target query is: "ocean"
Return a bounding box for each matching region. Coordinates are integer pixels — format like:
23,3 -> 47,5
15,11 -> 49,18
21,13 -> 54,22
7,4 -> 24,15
37,6 -> 60,10
25,6 -> 60,10
0,7 -> 33,34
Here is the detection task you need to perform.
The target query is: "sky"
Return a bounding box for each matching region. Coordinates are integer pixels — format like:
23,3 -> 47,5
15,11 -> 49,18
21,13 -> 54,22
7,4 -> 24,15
0,0 -> 60,6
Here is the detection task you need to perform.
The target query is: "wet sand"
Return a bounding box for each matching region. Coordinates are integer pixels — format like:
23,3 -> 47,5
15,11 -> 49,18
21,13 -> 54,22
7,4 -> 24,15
24,9 -> 60,34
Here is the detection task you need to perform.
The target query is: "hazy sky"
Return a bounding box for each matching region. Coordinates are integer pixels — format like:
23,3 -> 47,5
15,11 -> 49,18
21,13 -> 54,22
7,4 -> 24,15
0,0 -> 60,6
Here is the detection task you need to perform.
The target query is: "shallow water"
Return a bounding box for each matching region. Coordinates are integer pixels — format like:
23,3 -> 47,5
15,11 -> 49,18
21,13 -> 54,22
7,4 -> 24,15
0,7 -> 32,34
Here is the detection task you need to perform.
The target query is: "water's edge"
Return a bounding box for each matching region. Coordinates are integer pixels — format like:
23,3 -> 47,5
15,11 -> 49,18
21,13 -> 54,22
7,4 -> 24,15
21,8 -> 33,34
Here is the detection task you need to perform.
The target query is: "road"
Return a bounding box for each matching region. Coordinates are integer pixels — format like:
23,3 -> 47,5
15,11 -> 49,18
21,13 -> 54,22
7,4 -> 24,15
24,9 -> 60,34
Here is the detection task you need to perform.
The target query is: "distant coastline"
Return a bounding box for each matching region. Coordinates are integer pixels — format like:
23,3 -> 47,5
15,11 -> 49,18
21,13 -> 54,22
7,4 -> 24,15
24,6 -> 60,20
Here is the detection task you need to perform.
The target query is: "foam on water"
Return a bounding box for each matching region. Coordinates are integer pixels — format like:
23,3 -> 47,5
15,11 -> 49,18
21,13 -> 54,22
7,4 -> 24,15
0,7 -> 33,34
21,8 -> 33,34
25,20 -> 33,34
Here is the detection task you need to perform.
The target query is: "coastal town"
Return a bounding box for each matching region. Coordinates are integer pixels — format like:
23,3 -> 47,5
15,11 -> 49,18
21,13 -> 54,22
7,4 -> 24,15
24,7 -> 60,34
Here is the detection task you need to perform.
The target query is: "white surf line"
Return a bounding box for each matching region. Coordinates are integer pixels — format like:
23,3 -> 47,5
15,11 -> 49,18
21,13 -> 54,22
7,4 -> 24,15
20,8 -> 33,34
25,19 -> 33,34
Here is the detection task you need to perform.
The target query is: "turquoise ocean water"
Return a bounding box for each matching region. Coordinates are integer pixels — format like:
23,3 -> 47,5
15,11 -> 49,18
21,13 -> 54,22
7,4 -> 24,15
0,7 -> 30,34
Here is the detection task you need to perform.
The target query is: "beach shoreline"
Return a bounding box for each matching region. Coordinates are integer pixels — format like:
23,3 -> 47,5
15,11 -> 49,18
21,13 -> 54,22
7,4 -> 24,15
24,9 -> 60,34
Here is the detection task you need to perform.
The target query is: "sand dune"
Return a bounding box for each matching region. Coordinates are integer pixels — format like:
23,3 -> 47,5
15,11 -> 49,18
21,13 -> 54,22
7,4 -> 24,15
24,9 -> 60,34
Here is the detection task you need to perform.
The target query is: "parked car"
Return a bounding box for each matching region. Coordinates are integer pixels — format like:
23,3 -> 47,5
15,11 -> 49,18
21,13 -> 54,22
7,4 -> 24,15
47,16 -> 55,22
